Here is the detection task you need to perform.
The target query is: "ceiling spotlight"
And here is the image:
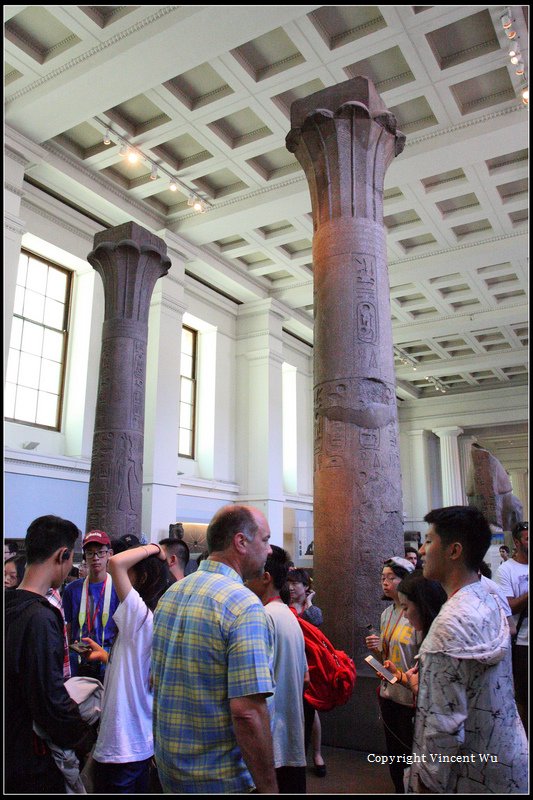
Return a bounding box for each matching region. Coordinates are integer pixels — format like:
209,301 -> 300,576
119,143 -> 128,157
127,150 -> 139,164
515,62 -> 525,76
521,87 -> 529,106
103,129 -> 111,145
169,179 -> 178,191
506,28 -> 517,39
501,12 -> 512,29
150,164 -> 158,181
509,45 -> 520,58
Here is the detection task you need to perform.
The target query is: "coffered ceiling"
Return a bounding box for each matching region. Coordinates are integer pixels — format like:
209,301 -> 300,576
4,5 -> 529,403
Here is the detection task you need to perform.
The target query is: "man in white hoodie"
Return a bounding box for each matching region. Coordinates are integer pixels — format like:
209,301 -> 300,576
409,506 -> 528,794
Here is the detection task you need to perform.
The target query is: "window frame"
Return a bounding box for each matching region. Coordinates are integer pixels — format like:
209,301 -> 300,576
5,249 -> 72,432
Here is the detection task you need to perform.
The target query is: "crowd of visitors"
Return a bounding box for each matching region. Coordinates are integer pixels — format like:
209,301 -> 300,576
4,506 -> 529,795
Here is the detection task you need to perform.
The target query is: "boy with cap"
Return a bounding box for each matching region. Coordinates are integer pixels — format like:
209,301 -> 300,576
63,530 -> 119,680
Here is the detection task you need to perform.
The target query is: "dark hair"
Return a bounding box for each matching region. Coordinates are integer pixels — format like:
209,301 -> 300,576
159,538 -> 190,568
383,559 -> 410,579
130,553 -> 173,613
286,567 -> 311,588
4,539 -> 19,556
397,570 -> 447,639
25,515 -> 80,565
499,545 -> 510,554
5,555 -> 26,587
424,506 -> 491,571
479,560 -> 492,579
512,521 -> 528,540
264,545 -> 291,591
207,505 -> 258,553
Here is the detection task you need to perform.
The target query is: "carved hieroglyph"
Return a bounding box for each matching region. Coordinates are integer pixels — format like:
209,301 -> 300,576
466,443 -> 523,531
287,77 -> 405,663
86,222 -> 171,539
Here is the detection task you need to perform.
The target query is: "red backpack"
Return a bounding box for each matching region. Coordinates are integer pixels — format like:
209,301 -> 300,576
290,608 -> 356,711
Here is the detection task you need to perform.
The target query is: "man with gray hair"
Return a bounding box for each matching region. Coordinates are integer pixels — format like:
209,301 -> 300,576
152,504 -> 277,794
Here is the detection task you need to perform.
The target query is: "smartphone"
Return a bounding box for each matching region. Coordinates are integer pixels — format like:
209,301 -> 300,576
365,654 -> 398,684
69,642 -> 91,655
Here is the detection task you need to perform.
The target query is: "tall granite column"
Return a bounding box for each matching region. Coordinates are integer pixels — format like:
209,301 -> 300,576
86,222 -> 171,539
286,77 -> 406,672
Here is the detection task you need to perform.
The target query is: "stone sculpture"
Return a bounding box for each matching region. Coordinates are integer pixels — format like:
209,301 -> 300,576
466,443 -> 523,531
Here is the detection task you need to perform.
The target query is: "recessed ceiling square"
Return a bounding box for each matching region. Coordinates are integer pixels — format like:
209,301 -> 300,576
52,121 -> 114,160
344,46 -> 415,91
425,10 -> 499,70
272,78 -> 326,118
151,134 -> 212,171
5,62 -> 23,86
106,94 -> 171,136
257,221 -> 296,238
193,168 -> 248,199
389,96 -> 438,133
398,233 -> 437,251
450,67 -> 515,116
496,178 -> 528,202
436,192 -> 480,216
384,209 -> 421,230
209,108 -> 272,149
164,62 -> 233,110
451,219 -> 492,239
308,6 -> 386,50
486,149 -> 528,174
247,147 -> 300,181
100,161 -> 153,190
421,168 -> 466,191
78,6 -> 138,28
509,209 -> 528,226
5,7 -> 81,64
231,27 -> 305,81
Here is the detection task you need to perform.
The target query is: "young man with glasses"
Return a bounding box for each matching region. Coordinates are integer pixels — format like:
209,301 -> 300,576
63,531 -> 119,679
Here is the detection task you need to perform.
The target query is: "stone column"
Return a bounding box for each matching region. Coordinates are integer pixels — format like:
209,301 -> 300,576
86,222 -> 171,539
434,426 -> 464,507
286,77 -> 406,665
509,468 -> 528,520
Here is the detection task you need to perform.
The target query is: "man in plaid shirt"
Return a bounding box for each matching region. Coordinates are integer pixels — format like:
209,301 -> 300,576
152,505 -> 278,794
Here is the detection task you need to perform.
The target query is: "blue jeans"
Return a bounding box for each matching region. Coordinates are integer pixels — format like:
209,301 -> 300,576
93,757 -> 151,794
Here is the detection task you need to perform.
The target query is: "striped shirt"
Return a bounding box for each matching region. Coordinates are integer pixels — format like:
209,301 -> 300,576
46,588 -> 71,680
152,559 -> 273,794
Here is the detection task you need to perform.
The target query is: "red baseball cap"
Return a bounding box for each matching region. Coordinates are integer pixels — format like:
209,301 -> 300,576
83,530 -> 111,548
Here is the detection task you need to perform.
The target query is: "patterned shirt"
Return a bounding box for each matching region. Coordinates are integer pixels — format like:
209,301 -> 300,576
152,559 -> 273,794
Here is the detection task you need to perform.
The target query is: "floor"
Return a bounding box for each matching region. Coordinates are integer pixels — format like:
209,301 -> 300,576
306,746 -> 395,795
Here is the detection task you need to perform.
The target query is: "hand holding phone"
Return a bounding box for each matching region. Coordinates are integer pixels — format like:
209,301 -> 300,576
365,654 -> 398,684
69,641 -> 91,655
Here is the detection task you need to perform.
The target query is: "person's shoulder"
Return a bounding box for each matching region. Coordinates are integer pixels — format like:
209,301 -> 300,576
63,577 -> 83,596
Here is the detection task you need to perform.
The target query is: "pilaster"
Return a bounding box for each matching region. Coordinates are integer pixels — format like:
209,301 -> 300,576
434,426 -> 464,507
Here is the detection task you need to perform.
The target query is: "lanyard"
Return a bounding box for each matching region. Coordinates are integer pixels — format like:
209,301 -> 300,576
382,605 -> 402,661
77,576 -> 113,647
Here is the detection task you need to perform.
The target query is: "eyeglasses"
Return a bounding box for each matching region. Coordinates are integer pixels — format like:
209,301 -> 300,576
84,549 -> 110,560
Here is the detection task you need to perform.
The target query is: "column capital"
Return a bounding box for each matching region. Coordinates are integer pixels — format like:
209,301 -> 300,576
433,426 -> 464,439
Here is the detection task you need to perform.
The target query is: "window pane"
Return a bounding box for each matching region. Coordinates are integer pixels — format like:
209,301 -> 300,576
43,297 -> 65,329
13,285 -> 25,316
27,257 -> 48,294
36,391 -> 59,427
18,352 -> 41,388
15,385 -> 38,423
179,429 -> 192,456
181,353 -> 193,379
5,382 -> 16,418
182,328 -> 194,356
180,402 -> 193,430
21,321 -> 44,356
10,317 -> 23,350
17,253 -> 28,286
42,329 -> 64,362
180,377 -> 193,404
6,349 -> 20,384
47,267 -> 68,302
39,359 -> 61,394
23,289 -> 45,324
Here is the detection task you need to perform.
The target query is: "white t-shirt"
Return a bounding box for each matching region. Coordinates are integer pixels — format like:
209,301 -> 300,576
264,601 -> 307,768
93,587 -> 154,763
495,559 -> 529,646
479,575 -> 512,617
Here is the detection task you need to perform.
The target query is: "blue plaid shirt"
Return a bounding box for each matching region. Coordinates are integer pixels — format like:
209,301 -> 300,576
152,559 -> 273,794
